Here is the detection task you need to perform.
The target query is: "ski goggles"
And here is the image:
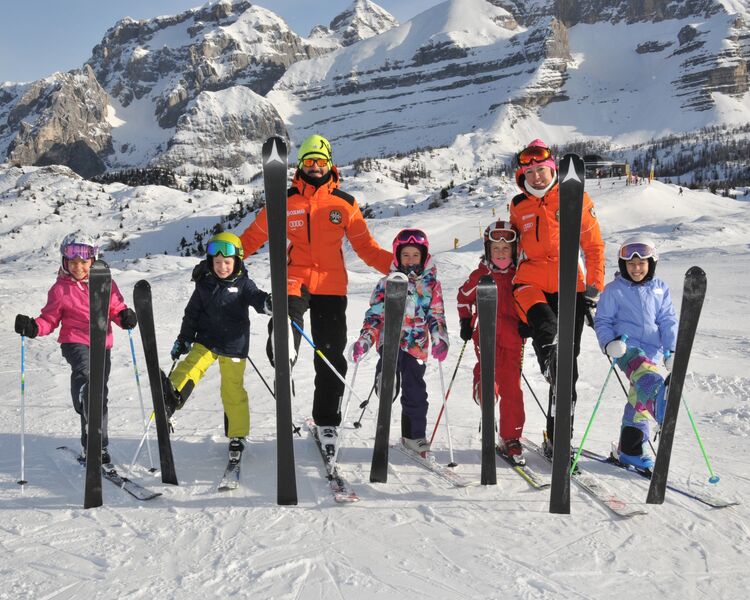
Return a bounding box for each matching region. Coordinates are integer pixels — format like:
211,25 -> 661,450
61,243 -> 97,260
517,146 -> 552,166
207,240 -> 240,258
396,229 -> 428,246
487,228 -> 516,243
300,157 -> 330,168
619,242 -> 655,260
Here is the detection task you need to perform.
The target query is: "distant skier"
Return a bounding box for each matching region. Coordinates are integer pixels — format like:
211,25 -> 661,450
163,232 -> 270,461
594,236 -> 677,469
13,233 -> 137,464
238,134 -> 392,454
508,139 -> 605,456
457,220 -> 526,465
350,229 -> 449,457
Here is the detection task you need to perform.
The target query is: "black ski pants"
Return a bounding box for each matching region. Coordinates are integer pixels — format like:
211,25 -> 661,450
267,290 -> 348,427
61,342 -> 111,449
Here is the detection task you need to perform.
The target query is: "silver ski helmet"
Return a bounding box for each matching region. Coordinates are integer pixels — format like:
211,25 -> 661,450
60,232 -> 99,273
618,235 -> 658,283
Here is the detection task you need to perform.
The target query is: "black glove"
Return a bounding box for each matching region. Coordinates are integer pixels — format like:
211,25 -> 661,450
459,317 -> 473,342
14,314 -> 38,338
263,294 -> 272,316
583,284 -> 600,309
118,308 -> 138,330
171,338 -> 192,360
191,260 -> 210,282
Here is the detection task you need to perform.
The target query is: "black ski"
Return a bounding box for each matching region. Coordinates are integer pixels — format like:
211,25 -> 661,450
550,153 -> 585,514
84,260 -> 111,509
262,135 -> 297,505
647,266 -> 707,504
369,272 -> 408,483
133,280 -> 178,485
59,446 -> 161,501
476,275 -> 497,485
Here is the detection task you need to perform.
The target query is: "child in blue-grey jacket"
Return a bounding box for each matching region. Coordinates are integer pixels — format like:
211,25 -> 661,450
594,236 -> 678,469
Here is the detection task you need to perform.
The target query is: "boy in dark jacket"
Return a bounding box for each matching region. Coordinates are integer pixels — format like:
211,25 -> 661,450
166,232 -> 270,459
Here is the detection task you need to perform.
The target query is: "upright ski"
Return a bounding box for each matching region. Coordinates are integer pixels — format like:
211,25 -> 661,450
262,135 -> 297,505
550,153 -> 585,514
133,280 -> 178,485
476,275 -> 497,485
647,267 -> 707,504
84,260 -> 111,509
369,272 -> 408,483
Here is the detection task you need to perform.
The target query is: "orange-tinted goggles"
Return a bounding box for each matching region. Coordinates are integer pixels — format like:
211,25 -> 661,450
517,146 -> 552,166
301,157 -> 329,168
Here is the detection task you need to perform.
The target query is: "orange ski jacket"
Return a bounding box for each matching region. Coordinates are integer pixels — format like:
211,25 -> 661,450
509,184 -> 605,295
239,168 -> 392,297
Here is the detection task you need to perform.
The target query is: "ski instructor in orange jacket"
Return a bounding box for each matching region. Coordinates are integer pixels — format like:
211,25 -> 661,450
239,134 -> 392,441
509,139 -> 605,454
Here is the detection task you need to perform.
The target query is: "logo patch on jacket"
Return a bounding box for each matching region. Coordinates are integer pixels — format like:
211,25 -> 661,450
329,210 -> 342,224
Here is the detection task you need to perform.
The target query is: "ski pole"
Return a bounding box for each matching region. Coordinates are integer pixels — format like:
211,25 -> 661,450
353,382 -> 376,429
428,339 -> 468,445
570,360 -> 616,476
437,361 -> 457,467
331,362 -> 359,470
680,393 -> 720,484
522,371 -> 548,419
18,336 -> 27,486
128,329 -> 155,471
291,321 -> 370,408
246,354 -> 275,399
129,359 -> 178,471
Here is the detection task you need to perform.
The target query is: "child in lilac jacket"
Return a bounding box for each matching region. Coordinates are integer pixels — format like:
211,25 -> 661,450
14,234 -> 136,462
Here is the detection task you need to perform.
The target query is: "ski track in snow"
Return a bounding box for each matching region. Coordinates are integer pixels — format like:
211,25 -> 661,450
1,167 -> 750,598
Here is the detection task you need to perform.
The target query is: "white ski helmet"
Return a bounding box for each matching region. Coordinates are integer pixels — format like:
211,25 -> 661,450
618,235 -> 657,283
59,232 -> 99,273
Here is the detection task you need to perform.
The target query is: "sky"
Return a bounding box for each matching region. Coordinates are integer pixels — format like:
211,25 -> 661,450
0,0 -> 441,83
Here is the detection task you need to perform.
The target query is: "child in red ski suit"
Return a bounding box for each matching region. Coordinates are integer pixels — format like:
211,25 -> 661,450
457,220 -> 525,465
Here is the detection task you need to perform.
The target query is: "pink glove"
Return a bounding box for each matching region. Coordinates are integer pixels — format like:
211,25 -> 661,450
431,339 -> 448,362
350,337 -> 371,363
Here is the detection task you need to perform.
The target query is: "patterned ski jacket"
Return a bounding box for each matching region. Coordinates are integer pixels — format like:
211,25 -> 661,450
35,269 -> 129,349
509,184 -> 605,293
594,272 -> 678,361
457,258 -> 522,349
357,258 -> 449,361
179,265 -> 269,358
239,167 -> 392,297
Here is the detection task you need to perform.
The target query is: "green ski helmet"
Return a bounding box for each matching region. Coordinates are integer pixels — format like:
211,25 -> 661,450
206,231 -> 244,277
297,134 -> 332,167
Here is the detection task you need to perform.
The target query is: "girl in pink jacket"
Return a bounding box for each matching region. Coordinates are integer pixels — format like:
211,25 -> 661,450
14,233 -> 137,463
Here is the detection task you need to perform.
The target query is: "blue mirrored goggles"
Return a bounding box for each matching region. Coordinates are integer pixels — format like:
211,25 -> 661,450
207,240 -> 239,257
619,242 -> 655,260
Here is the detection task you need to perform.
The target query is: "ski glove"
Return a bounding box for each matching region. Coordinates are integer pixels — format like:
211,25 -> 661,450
459,317 -> 473,342
14,314 -> 38,338
263,294 -> 273,316
605,339 -> 627,358
118,308 -> 138,330
171,338 -> 192,361
191,259 -> 210,282
664,351 -> 674,372
349,335 -> 372,364
431,339 -> 449,362
583,284 -> 601,309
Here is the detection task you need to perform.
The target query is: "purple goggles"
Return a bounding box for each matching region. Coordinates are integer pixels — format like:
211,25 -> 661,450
62,243 -> 97,260
396,229 -> 428,245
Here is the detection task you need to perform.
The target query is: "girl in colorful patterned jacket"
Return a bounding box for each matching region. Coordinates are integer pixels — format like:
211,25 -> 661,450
13,233 -> 137,464
594,236 -> 678,470
457,220 -> 526,466
350,229 -> 449,456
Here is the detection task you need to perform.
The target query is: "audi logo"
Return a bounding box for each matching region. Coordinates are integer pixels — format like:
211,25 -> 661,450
289,219 -> 305,228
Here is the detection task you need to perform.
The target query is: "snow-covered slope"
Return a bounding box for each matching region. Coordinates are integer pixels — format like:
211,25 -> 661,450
1,160 -> 748,597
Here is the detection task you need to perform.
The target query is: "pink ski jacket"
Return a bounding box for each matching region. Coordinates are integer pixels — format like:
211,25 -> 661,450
35,270 -> 128,349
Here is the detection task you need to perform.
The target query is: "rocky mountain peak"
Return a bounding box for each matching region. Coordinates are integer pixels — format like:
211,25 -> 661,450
327,0 -> 398,47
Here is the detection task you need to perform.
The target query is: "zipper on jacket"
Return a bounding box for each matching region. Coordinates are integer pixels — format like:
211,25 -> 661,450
306,213 -> 311,242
